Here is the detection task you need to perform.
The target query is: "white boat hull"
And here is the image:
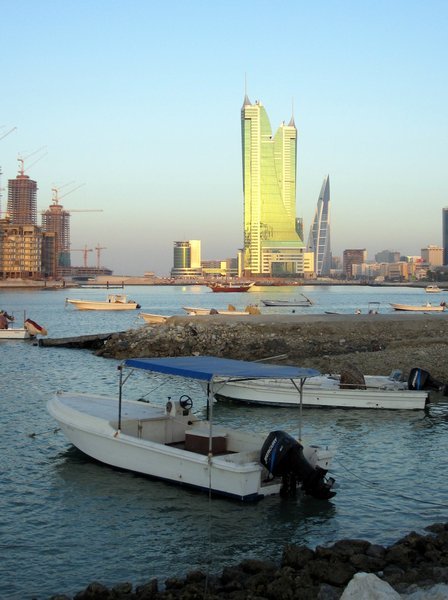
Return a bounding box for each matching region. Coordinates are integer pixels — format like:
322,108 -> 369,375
47,392 -> 333,501
390,303 -> 444,312
0,328 -> 31,339
213,375 -> 429,410
67,300 -> 139,311
139,313 -> 169,324
183,306 -> 251,316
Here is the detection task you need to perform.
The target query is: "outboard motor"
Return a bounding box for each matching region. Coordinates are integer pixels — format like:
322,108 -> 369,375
260,431 -> 336,500
408,368 -> 448,396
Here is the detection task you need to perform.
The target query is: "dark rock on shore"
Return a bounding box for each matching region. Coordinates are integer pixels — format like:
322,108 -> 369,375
50,522 -> 448,599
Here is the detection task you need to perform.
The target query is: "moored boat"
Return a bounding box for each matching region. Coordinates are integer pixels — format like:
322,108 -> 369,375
211,367 -> 439,410
0,311 -> 47,340
207,281 -> 254,293
390,302 -> 445,312
261,294 -> 313,307
47,356 -> 336,502
139,312 -> 170,324
66,294 -> 141,311
425,284 -> 442,293
182,304 -> 260,316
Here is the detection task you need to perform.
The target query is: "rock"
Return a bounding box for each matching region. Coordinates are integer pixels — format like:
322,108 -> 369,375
340,572 -> 401,599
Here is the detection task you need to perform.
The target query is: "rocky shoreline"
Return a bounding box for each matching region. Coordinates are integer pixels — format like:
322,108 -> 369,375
50,522 -> 448,599
96,313 -> 448,383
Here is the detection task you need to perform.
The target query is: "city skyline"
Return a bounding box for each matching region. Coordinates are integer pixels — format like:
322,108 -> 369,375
1,1 -> 447,276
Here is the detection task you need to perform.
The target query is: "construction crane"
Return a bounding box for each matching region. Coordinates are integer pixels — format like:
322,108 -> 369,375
0,126 -> 17,142
71,245 -> 93,268
17,147 -> 47,175
95,244 -> 107,269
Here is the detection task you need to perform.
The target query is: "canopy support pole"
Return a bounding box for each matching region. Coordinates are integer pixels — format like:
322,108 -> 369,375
291,377 -> 306,441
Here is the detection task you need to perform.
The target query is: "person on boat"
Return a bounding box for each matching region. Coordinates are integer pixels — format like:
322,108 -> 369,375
0,311 -> 12,329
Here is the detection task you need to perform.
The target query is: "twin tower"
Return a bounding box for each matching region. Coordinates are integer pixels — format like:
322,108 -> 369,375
241,95 -> 330,277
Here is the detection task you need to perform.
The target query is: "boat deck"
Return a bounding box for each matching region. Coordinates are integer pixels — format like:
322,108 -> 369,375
56,392 -> 166,421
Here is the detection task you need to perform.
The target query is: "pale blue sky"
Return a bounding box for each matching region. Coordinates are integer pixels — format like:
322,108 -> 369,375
1,0 -> 447,275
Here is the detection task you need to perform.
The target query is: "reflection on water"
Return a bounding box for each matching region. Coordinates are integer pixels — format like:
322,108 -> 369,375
1,286 -> 448,598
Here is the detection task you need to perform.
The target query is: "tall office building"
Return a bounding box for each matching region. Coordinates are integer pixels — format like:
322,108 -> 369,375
307,175 -> 331,276
7,162 -> 37,225
241,95 -> 304,276
443,208 -> 448,266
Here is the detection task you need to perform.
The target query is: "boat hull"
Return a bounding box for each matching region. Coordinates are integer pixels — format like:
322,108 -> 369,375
139,313 -> 169,324
0,328 -> 31,339
67,300 -> 139,311
390,303 -> 444,312
213,376 -> 428,410
47,392 -> 333,501
207,283 -> 254,293
183,306 -> 250,316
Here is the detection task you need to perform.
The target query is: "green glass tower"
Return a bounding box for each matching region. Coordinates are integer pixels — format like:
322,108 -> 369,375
241,95 -> 304,276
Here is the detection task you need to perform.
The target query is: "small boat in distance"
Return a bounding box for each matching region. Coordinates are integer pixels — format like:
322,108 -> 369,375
139,312 -> 170,324
66,294 -> 141,311
207,281 -> 255,293
390,302 -> 445,312
47,356 -> 336,501
261,294 -> 313,307
183,304 -> 260,316
425,284 -> 442,293
0,313 -> 47,340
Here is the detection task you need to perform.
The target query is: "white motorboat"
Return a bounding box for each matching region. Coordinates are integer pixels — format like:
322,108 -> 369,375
390,302 -> 445,312
47,356 -> 336,502
139,312 -> 170,324
425,285 -> 442,293
211,367 -> 434,410
66,294 -> 141,311
261,294 -> 313,307
0,313 -> 47,340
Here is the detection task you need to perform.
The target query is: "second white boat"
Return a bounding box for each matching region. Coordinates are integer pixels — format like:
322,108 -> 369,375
212,368 -> 435,410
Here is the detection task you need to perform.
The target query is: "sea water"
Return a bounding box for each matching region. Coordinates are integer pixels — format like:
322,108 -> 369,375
0,285 -> 447,599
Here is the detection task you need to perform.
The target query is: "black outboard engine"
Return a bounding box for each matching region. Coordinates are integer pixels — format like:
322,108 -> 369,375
260,431 -> 336,500
408,368 -> 448,396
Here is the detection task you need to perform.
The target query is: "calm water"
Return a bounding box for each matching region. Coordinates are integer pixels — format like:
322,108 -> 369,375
1,285 -> 447,599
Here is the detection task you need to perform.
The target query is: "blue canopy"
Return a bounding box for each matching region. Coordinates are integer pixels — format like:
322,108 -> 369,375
123,356 -> 319,382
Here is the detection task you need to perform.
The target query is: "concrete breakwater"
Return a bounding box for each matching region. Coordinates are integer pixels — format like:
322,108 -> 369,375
95,313 -> 448,382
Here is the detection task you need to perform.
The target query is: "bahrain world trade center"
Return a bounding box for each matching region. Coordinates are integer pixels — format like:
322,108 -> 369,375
241,94 -> 305,277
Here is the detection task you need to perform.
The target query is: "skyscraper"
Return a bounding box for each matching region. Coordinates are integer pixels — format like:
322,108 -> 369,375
307,175 -> 331,276
241,95 -> 304,276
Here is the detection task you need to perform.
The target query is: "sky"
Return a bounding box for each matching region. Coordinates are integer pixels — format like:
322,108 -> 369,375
1,0 -> 447,276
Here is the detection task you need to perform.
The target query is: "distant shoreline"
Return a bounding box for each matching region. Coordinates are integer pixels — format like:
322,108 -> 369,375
0,278 -> 439,290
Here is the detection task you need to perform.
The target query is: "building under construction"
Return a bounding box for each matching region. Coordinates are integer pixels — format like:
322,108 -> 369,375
41,191 -> 71,270
7,164 -> 37,225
